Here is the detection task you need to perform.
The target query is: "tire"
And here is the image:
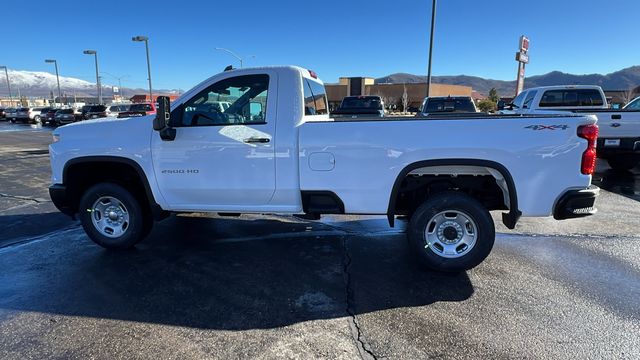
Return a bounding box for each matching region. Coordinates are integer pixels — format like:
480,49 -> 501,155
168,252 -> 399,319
78,183 -> 149,250
33,115 -> 41,125
407,191 -> 495,273
607,157 -> 638,172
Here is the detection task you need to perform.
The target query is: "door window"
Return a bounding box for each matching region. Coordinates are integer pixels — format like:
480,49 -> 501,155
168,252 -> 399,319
180,74 -> 269,126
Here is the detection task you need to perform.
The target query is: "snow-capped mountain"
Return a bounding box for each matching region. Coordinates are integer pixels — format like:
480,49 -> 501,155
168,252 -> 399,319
0,68 -> 182,98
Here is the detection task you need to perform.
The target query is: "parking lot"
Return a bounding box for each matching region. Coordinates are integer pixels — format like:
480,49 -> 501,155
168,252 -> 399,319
0,120 -> 639,359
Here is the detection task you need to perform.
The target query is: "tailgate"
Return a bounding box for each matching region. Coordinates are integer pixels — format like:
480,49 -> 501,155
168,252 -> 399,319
592,111 -> 640,138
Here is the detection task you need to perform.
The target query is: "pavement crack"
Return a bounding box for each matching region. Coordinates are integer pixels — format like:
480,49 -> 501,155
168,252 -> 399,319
0,193 -> 50,204
342,236 -> 378,360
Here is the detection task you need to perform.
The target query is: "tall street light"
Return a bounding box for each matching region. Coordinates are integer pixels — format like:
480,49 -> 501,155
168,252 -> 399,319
132,35 -> 153,103
83,50 -> 102,104
426,0 -> 437,97
215,47 -> 255,68
45,59 -> 63,106
0,66 -> 13,106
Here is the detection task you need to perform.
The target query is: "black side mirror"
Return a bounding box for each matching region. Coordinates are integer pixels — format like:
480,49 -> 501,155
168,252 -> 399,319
497,100 -> 505,111
154,96 -> 170,131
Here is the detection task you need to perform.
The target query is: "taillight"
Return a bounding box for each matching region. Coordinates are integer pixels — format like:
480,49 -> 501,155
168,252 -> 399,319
578,124 -> 599,175
308,69 -> 318,79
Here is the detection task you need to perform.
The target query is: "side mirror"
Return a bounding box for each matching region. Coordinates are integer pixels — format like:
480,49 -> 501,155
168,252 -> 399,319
497,100 -> 505,111
154,96 -> 170,131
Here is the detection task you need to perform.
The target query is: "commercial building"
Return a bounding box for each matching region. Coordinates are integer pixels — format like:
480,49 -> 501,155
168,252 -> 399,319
325,77 -> 473,111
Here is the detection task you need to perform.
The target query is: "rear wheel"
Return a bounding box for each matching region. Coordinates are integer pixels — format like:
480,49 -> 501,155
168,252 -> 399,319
607,156 -> 639,172
407,192 -> 495,272
33,115 -> 41,125
78,183 -> 150,249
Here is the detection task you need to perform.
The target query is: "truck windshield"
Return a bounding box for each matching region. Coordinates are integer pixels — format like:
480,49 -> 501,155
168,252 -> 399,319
130,104 -> 152,111
424,98 -> 476,113
340,97 -> 382,110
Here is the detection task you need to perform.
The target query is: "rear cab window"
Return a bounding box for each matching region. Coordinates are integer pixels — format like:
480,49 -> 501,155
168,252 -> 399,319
303,78 -> 328,116
539,89 -> 604,107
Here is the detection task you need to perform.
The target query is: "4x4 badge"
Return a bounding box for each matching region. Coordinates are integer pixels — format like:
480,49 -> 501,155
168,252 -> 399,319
525,125 -> 569,131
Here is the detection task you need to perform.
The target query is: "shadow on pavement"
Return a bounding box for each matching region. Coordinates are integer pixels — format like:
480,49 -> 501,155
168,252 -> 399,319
593,168 -> 640,202
0,212 -> 77,247
0,215 -> 473,330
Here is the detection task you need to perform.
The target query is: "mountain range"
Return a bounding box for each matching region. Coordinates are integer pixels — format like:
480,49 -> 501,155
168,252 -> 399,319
0,69 -> 182,99
376,66 -> 640,96
3,66 -> 640,99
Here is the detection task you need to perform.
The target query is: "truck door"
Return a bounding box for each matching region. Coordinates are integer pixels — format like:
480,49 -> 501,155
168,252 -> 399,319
151,72 -> 277,210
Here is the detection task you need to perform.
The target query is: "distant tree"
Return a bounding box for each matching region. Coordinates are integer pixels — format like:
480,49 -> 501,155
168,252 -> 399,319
402,84 -> 410,114
477,98 -> 497,113
488,88 -> 499,103
619,86 -> 637,105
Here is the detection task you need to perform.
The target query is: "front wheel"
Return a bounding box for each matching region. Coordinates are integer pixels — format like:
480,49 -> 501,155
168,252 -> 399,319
407,192 -> 495,273
33,115 -> 41,125
78,183 -> 150,249
607,156 -> 639,172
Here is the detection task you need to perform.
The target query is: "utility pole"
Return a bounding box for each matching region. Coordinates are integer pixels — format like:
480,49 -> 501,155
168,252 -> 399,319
83,50 -> 102,104
0,66 -> 13,106
426,0 -> 437,97
45,59 -> 63,106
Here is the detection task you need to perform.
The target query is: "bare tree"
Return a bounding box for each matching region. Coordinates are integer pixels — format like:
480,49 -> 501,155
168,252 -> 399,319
402,84 -> 410,114
619,86 -> 637,105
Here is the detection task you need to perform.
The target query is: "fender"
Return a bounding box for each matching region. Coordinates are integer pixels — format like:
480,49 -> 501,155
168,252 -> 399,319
62,156 -> 167,220
386,159 -> 521,229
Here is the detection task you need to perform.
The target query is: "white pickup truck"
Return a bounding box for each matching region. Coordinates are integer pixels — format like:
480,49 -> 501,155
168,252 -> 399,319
499,85 -> 640,171
49,66 -> 599,272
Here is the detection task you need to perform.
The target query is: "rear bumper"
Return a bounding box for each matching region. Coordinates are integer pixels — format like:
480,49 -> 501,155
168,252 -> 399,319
49,184 -> 75,216
597,137 -> 640,157
553,185 -> 599,220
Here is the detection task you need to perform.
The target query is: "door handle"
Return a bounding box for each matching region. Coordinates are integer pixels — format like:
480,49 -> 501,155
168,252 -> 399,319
244,137 -> 270,143
611,114 -> 622,120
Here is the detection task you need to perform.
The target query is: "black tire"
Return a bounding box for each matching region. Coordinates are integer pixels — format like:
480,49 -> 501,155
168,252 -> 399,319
78,182 -> 149,250
407,191 -> 495,273
33,115 -> 41,125
607,157 -> 639,172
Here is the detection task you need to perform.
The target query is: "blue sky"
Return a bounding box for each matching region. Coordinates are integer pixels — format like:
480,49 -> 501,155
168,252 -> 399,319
2,0 -> 638,90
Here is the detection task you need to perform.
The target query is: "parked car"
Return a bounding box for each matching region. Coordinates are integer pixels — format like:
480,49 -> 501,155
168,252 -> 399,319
331,95 -> 384,119
5,108 -> 17,121
49,66 -> 599,273
54,108 -> 82,125
117,103 -> 156,118
84,105 -> 110,119
106,104 -> 131,118
499,85 -> 640,171
0,108 -> 5,119
418,96 -> 478,116
42,108 -> 60,126
16,107 -> 46,124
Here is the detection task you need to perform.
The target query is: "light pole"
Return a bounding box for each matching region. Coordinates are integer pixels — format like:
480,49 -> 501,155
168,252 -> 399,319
426,0 -> 437,97
215,47 -> 255,68
83,50 -> 102,104
132,36 -> 153,103
45,59 -> 63,106
0,66 -> 13,106
102,72 -> 129,101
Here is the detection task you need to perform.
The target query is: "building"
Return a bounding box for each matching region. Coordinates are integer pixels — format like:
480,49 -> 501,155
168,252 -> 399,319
325,77 -> 473,111
130,94 -> 181,103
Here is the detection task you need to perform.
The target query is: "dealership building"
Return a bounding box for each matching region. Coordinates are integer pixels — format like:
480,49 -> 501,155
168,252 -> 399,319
325,77 -> 473,111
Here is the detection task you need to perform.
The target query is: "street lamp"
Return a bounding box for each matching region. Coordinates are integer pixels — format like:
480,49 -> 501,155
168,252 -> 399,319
83,50 -> 102,104
45,59 -> 63,106
132,35 -> 153,103
426,0 -> 437,97
214,47 -> 255,68
0,65 -> 13,106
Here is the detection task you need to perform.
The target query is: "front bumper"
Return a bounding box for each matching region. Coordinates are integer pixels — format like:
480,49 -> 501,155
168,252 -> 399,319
553,185 -> 599,220
49,184 -> 75,216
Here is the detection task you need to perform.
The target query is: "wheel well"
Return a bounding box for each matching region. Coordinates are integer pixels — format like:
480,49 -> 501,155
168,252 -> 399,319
388,161 -> 520,229
63,159 -> 156,217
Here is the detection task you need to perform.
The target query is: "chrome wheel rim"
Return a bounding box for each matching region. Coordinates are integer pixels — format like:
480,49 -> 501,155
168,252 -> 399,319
424,210 -> 477,259
90,196 -> 130,238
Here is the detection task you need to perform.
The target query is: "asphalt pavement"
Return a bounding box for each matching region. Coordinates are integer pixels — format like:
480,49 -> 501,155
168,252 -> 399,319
0,121 -> 638,359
